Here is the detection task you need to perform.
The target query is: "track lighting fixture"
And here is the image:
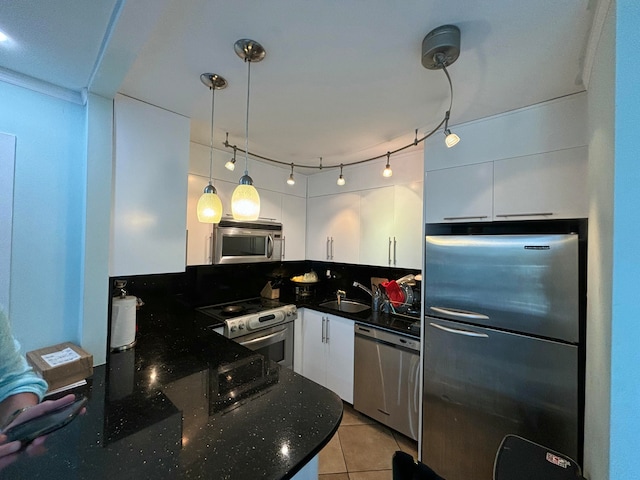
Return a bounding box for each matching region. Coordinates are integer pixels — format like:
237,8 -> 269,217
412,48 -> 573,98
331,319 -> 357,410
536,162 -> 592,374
383,152 -> 393,178
217,25 -> 461,186
287,163 -> 295,185
225,146 -> 237,171
337,164 -> 346,186
422,24 -> 461,148
196,73 -> 227,223
231,39 -> 264,221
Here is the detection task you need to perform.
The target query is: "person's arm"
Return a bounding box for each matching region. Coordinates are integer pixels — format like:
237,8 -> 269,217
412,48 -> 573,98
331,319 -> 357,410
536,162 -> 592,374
0,393 -> 39,430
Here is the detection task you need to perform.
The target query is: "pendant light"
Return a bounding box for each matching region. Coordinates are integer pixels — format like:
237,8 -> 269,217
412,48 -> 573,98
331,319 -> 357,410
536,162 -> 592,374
287,163 -> 295,185
382,152 -> 393,177
197,73 -> 227,223
231,39 -> 265,221
337,164 -> 346,186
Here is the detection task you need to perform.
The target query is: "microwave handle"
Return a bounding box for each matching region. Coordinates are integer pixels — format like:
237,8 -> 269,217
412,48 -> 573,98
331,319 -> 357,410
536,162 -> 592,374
267,234 -> 274,259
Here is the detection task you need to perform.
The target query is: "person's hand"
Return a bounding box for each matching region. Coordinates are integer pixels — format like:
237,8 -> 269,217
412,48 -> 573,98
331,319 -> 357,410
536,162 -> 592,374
0,394 -> 77,470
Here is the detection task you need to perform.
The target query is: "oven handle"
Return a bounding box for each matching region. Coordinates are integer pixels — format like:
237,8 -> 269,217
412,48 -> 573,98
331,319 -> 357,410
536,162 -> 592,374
239,329 -> 287,348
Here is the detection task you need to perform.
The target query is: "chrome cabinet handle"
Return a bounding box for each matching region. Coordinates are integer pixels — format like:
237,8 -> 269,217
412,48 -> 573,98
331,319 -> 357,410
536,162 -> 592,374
208,234 -> 213,263
325,317 -> 330,343
429,322 -> 489,338
443,215 -> 489,221
495,212 -> 553,218
321,317 -> 326,343
330,237 -> 334,260
282,236 -> 286,260
393,236 -> 397,266
388,237 -> 392,265
326,237 -> 330,260
430,306 -> 490,320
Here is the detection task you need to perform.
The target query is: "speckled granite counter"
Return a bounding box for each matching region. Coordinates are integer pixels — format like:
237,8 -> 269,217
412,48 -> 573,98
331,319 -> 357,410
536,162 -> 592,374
4,299 -> 343,480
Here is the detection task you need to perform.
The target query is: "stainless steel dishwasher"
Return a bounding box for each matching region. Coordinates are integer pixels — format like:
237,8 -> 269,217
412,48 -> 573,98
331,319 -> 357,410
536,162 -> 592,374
353,323 -> 421,440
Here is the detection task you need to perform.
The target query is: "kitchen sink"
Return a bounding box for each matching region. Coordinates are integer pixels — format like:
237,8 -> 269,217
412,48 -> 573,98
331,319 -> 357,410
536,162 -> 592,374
319,299 -> 371,314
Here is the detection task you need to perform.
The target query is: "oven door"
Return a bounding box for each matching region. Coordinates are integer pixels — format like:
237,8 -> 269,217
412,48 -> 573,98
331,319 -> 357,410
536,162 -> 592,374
235,322 -> 293,369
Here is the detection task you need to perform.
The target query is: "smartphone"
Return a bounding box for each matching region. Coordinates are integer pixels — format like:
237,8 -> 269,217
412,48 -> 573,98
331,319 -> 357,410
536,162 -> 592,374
2,396 -> 87,444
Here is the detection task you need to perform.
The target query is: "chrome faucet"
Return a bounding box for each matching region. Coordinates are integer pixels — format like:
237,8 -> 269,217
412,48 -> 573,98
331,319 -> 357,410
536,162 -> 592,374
336,289 -> 346,306
352,281 -> 372,297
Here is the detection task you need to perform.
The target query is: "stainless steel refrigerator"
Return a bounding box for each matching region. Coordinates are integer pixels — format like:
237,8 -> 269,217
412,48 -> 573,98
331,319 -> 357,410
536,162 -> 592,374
421,220 -> 586,480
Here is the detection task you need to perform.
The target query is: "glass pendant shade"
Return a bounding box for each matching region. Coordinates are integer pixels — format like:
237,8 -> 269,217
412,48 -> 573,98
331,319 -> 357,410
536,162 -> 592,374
232,175 -> 260,220
197,184 -> 223,223
383,163 -> 393,177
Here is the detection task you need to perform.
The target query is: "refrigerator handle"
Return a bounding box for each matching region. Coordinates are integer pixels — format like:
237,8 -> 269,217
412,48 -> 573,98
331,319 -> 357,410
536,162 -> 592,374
429,322 -> 489,338
429,306 -> 490,321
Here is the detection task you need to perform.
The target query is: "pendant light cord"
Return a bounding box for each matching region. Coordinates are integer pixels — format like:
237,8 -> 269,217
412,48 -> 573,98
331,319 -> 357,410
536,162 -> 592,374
209,86 -> 215,182
244,60 -> 251,176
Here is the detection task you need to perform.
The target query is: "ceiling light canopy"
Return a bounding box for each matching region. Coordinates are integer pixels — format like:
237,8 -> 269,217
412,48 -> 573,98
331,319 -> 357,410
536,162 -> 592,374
197,73 -> 227,223
231,39 -> 264,221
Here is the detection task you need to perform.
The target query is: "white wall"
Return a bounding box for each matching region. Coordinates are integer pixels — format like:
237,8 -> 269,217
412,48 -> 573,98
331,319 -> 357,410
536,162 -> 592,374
584,2 -> 615,479
0,80 -> 87,354
609,1 -> 640,478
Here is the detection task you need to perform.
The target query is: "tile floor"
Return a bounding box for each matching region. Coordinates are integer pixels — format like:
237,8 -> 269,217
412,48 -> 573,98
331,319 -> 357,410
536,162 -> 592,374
319,402 -> 418,480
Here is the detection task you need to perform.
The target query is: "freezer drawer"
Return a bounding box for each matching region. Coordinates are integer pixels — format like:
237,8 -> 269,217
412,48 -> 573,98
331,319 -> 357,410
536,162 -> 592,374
353,324 -> 420,440
425,233 -> 579,342
421,318 -> 579,480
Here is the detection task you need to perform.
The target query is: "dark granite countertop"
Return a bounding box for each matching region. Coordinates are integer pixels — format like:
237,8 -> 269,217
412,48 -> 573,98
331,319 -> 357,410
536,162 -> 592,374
193,296 -> 421,339
4,298 -> 343,480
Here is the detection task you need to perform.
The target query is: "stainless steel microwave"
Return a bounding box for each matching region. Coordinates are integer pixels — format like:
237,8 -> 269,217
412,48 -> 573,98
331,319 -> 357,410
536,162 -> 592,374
212,219 -> 283,264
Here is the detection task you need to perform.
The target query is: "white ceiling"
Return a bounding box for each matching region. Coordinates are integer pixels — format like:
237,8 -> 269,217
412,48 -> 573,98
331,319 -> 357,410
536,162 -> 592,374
0,0 -> 598,168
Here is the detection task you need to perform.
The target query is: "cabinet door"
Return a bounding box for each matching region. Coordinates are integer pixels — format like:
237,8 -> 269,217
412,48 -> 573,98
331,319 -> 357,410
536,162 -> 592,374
325,314 -> 354,404
186,175 -> 213,266
300,310 -> 326,387
281,193 -> 306,261
258,189 -> 282,222
306,193 -> 360,263
425,162 -> 493,223
111,94 -> 190,276
359,186 -> 394,267
393,182 -> 423,269
493,147 -> 588,220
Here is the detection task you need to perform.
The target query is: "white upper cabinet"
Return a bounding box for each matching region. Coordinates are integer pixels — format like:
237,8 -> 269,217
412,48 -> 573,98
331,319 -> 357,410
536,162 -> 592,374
306,193 -> 360,263
111,94 -> 190,276
393,182 -> 424,268
281,193 -> 306,261
359,186 -> 394,266
493,147 -> 588,220
425,162 -> 494,223
186,174 -> 213,266
360,182 -> 423,268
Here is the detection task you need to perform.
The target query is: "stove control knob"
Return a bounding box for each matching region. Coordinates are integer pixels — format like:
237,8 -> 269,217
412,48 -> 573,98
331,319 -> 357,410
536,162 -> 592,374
239,324 -> 245,330
230,326 -> 237,332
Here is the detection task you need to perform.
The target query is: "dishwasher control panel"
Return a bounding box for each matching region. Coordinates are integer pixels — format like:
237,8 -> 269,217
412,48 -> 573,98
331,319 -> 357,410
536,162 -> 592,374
354,323 -> 420,352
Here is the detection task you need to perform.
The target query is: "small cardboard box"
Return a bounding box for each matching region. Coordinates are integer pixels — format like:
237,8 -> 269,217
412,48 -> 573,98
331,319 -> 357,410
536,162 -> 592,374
26,342 -> 93,392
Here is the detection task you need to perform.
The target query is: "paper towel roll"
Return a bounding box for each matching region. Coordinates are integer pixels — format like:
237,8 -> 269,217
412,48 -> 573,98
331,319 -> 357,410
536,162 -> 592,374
111,296 -> 137,350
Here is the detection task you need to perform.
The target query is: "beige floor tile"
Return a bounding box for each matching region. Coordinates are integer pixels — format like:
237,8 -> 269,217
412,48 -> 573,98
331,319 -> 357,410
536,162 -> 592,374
339,423 -> 399,472
319,431 -> 348,474
393,431 -> 418,459
319,474 -> 349,480
348,471 -> 393,480
341,402 -> 376,426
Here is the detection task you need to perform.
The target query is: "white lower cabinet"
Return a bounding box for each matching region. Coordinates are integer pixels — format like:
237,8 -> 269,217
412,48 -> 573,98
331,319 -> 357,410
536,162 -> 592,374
300,309 -> 354,403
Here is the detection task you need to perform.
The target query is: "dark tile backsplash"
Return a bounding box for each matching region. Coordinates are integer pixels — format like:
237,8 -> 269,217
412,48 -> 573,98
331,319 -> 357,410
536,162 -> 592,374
111,261 -> 420,308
